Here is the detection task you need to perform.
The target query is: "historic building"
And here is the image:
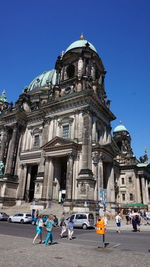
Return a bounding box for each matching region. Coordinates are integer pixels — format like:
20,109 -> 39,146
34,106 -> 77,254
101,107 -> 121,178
113,124 -> 150,208
0,36 -> 149,213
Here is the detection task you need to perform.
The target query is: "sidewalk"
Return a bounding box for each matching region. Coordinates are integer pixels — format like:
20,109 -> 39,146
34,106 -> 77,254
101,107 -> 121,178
0,234 -> 150,267
106,219 -> 150,231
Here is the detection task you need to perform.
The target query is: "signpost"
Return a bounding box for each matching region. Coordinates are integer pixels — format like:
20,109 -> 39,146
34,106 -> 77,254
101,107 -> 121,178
99,188 -> 107,216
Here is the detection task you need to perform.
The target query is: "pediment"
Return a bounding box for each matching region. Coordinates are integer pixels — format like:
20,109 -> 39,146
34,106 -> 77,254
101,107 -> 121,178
42,136 -> 80,151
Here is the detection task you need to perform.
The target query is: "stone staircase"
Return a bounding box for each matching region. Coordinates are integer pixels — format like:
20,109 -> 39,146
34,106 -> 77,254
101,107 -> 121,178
1,202 -> 32,216
1,201 -> 64,219
43,202 -> 64,220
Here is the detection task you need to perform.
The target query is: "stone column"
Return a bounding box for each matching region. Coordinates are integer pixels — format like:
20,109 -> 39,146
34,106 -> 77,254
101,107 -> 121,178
22,129 -> 27,151
92,118 -> 96,144
42,158 -> 49,200
42,120 -> 49,146
4,126 -> 18,176
141,177 -> 146,204
77,111 -> 95,202
79,110 -> 92,173
98,157 -> 103,189
0,128 -> 8,162
42,157 -> 54,201
66,154 -> 74,200
145,179 -> 149,203
47,158 -> 54,200
37,152 -> 45,177
17,164 -> 28,199
136,176 -> 142,203
26,166 -> 31,192
107,162 -> 115,203
74,113 -> 78,141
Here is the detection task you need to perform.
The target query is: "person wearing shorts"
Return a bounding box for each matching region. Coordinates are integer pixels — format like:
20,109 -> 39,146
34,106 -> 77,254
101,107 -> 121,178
32,214 -> 43,245
115,213 -> 121,233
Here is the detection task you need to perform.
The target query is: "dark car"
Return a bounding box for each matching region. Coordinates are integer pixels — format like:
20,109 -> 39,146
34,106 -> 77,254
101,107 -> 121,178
0,212 -> 9,221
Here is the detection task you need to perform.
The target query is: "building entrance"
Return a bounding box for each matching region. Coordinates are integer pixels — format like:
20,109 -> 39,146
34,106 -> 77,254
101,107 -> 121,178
53,157 -> 67,202
59,157 -> 67,203
24,165 -> 38,202
29,165 -> 38,202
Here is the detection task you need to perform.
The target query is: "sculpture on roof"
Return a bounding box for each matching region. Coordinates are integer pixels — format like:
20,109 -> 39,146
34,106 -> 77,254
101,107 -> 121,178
139,149 -> 148,163
0,90 -> 7,103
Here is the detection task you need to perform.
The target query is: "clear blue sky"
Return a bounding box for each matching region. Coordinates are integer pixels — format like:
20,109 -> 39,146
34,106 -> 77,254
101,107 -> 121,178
0,0 -> 150,160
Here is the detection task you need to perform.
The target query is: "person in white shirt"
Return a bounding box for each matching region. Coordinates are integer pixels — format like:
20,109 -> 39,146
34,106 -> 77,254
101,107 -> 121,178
115,213 -> 122,233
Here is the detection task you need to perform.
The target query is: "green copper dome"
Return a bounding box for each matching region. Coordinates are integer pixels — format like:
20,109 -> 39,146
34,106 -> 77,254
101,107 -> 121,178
27,69 -> 56,91
113,124 -> 128,133
65,39 -> 97,53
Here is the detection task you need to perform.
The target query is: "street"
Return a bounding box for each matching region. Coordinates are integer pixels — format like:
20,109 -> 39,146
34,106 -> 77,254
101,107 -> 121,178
0,221 -> 150,254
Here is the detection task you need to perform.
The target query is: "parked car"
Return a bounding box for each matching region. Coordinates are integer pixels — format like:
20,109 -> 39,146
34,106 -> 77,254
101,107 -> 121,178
65,213 -> 95,230
0,212 -> 9,221
8,213 -> 32,223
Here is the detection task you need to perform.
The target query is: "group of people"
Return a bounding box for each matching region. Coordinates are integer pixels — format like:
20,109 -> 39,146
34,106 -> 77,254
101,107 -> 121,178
32,212 -> 74,245
32,214 -> 55,245
115,210 -> 142,233
59,212 -> 74,240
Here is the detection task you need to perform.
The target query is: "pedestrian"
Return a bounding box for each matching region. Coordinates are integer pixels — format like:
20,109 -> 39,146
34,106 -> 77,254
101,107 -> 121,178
103,215 -> 108,229
60,212 -> 67,238
68,217 -> 74,240
115,213 -> 121,233
53,215 -> 58,226
44,215 -> 55,245
135,214 -> 141,232
31,209 -> 35,225
32,214 -> 43,245
132,215 -> 137,232
125,212 -> 130,225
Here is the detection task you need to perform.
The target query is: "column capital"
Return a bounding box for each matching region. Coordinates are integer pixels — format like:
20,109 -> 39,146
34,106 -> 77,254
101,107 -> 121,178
67,152 -> 76,161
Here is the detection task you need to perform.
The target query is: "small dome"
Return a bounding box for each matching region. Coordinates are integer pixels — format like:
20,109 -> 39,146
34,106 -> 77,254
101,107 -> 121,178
113,124 -> 128,133
65,39 -> 97,53
27,69 -> 56,91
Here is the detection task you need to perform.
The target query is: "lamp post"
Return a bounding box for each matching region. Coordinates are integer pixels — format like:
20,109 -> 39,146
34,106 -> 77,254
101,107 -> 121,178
92,152 -> 100,219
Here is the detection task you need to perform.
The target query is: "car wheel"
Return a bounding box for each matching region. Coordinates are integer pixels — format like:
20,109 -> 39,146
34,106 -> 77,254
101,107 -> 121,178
8,218 -> 12,223
20,219 -> 24,224
82,224 -> 87,230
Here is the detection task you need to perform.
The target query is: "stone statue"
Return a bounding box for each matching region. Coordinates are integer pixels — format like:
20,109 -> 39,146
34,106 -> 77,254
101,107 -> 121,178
0,90 -> 7,103
139,154 -> 148,164
0,161 -> 4,175
78,58 -> 83,79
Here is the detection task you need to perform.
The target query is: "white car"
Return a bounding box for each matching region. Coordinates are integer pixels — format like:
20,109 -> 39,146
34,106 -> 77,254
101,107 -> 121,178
8,213 -> 32,224
65,213 -> 95,230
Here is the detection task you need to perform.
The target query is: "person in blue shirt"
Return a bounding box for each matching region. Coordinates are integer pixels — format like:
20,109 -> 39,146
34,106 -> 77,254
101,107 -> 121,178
44,215 -> 55,245
32,214 -> 43,245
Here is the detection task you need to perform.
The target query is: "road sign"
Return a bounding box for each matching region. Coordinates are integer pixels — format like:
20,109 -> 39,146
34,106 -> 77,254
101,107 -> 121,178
99,188 -> 107,202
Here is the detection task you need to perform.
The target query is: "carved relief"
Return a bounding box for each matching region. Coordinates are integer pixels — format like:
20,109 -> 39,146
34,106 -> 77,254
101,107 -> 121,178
80,182 -> 86,194
78,58 -> 83,79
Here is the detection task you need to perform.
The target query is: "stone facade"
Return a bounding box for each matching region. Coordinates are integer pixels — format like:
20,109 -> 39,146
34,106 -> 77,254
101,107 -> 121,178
0,37 -> 149,213
113,126 -> 150,209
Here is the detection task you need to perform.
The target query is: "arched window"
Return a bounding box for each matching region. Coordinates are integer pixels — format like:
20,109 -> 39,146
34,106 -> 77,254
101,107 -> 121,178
63,125 -> 69,139
129,177 -> 132,183
122,193 -> 126,201
34,134 -> 40,147
130,193 -> 134,201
